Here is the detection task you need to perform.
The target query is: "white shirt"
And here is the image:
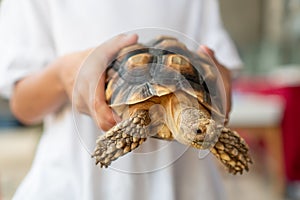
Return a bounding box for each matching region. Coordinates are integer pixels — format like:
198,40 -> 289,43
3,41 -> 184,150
0,0 -> 242,199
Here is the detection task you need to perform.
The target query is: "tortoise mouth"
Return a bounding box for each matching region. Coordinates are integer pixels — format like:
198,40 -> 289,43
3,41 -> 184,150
182,119 -> 219,149
187,133 -> 205,149
185,129 -> 205,141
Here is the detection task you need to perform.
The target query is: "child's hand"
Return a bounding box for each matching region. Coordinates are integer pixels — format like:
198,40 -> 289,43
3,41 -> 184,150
197,46 -> 232,124
58,34 -> 138,131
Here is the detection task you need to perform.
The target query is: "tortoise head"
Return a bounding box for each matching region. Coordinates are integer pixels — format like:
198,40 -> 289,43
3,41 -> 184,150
176,107 -> 219,150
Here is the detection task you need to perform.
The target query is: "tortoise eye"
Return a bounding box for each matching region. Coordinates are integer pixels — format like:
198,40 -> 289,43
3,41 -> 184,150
196,129 -> 202,134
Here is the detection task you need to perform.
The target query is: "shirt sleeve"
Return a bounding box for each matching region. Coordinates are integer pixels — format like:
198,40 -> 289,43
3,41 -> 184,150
198,0 -> 243,70
0,0 -> 56,99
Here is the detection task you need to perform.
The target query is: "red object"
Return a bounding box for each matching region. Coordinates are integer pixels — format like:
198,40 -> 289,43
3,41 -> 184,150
234,77 -> 300,182
276,86 -> 300,181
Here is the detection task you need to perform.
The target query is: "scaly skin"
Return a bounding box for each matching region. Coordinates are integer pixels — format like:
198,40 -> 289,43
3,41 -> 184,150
92,94 -> 252,175
210,127 -> 252,174
92,110 -> 150,168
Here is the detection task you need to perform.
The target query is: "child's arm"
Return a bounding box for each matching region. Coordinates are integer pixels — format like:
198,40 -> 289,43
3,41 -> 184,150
10,57 -> 70,125
10,34 -> 138,131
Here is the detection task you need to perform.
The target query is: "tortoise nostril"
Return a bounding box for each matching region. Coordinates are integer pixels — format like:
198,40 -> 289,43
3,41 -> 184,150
197,129 -> 202,134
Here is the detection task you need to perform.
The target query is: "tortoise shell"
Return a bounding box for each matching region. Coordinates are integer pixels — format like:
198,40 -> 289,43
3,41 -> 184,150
105,36 -> 225,120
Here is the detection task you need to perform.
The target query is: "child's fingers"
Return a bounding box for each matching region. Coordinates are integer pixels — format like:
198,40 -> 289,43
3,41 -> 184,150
197,45 -> 216,63
93,103 -> 117,131
92,74 -> 121,131
87,34 -> 138,131
197,45 -> 232,124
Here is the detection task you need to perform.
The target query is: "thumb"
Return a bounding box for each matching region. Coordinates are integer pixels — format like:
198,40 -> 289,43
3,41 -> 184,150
91,34 -> 137,131
100,34 -> 139,62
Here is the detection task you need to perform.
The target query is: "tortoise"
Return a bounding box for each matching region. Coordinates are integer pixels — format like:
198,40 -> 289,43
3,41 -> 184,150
92,36 -> 252,175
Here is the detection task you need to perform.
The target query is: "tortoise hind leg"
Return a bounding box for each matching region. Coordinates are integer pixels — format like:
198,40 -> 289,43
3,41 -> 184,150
210,127 -> 253,175
92,110 -> 150,168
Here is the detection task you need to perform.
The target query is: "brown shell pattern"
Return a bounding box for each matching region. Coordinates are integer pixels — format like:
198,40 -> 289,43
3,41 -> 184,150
105,36 -> 224,117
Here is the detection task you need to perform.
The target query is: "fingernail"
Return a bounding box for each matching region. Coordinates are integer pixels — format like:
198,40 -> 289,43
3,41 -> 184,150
124,34 -> 138,41
120,34 -> 131,40
117,34 -> 130,41
199,45 -> 207,51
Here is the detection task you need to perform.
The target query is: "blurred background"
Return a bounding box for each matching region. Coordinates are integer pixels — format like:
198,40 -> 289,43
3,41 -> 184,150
0,0 -> 300,199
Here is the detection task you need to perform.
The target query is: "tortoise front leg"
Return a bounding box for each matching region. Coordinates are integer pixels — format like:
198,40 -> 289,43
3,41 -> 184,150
210,127 -> 253,175
92,110 -> 150,168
